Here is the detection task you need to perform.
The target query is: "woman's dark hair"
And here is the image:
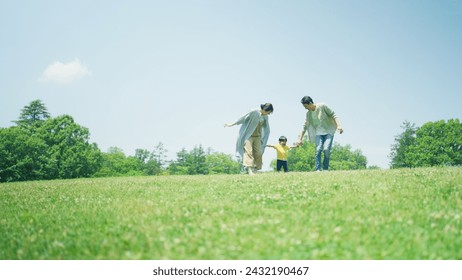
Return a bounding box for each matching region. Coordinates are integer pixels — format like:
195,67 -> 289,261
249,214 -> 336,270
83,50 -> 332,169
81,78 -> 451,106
261,103 -> 274,113
300,96 -> 314,105
279,136 -> 287,142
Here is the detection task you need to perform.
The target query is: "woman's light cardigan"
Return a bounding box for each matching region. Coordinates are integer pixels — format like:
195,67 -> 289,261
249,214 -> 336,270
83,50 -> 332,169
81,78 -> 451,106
234,109 -> 270,161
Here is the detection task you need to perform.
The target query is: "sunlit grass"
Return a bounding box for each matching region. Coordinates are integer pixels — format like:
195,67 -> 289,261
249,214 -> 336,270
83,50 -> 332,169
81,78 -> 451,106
1,167 -> 461,259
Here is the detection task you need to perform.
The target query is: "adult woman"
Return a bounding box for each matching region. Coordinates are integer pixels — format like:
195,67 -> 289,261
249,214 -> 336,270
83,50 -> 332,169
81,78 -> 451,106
225,103 -> 273,175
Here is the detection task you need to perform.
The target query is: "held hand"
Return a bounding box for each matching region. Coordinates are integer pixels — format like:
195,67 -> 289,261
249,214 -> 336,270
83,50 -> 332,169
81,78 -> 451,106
224,123 -> 233,128
337,127 -> 344,134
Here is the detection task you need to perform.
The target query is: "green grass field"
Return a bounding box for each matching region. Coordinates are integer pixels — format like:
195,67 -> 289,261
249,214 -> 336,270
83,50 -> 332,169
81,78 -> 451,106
1,167 -> 461,260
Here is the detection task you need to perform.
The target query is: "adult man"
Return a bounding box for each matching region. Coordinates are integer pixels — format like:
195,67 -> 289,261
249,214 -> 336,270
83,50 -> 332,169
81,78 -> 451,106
296,96 -> 343,171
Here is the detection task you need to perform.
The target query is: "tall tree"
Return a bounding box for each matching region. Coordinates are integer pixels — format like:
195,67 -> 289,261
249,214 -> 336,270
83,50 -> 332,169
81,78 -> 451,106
168,148 -> 189,175
134,148 -> 163,176
152,142 -> 168,167
389,121 -> 417,168
135,149 -> 151,164
1,106 -> 102,181
390,119 -> 462,168
407,119 -> 461,167
14,99 -> 50,128
37,115 -> 102,179
188,145 -> 208,175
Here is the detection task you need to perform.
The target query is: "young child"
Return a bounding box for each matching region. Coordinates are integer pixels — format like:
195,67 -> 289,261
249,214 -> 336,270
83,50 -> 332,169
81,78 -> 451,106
266,136 -> 298,172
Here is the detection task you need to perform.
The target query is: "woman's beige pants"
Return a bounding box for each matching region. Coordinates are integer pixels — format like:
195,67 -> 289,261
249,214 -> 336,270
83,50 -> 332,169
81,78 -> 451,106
243,136 -> 262,170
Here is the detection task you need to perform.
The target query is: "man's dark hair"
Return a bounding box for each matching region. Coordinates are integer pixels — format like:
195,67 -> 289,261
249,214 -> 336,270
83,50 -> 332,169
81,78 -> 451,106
279,136 -> 287,142
300,96 -> 314,105
261,103 -> 274,113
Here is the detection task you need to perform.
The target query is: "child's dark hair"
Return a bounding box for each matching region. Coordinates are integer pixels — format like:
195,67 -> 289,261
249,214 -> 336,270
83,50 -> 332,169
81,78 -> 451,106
261,103 -> 274,113
279,136 -> 287,142
300,96 -> 314,105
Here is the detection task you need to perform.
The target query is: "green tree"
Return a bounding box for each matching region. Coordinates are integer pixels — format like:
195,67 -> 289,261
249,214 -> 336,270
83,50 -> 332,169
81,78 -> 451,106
287,141 -> 316,171
367,165 -> 381,170
168,146 -> 239,175
14,99 -> 50,129
1,101 -> 102,182
168,148 -> 190,175
95,147 -> 143,177
152,142 -> 168,168
134,148 -> 163,176
1,100 -> 52,181
188,145 -> 208,175
169,145 -> 209,175
143,157 -> 163,175
389,121 -> 417,168
206,151 -> 241,174
287,141 -> 367,171
0,127 -> 49,182
37,115 -> 102,179
406,119 -> 461,167
135,148 -> 151,164
142,142 -> 167,175
329,143 -> 367,170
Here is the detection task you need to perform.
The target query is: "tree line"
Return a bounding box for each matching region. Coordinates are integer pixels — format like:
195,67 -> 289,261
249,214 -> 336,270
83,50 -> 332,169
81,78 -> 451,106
389,119 -> 462,168
1,100 -> 460,182
0,100 -> 241,182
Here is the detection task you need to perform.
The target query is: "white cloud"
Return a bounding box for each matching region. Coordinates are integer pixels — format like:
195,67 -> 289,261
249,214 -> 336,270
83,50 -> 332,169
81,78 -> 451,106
39,58 -> 91,84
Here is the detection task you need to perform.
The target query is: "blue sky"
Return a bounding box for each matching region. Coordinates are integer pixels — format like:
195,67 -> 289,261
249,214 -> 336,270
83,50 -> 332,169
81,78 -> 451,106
1,0 -> 461,169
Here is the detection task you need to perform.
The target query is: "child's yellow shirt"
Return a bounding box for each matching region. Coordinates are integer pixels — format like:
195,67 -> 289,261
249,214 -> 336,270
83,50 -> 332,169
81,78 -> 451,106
274,144 -> 290,161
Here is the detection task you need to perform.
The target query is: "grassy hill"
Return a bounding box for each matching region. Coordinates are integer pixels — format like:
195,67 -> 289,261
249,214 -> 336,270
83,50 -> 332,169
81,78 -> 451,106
1,167 -> 461,259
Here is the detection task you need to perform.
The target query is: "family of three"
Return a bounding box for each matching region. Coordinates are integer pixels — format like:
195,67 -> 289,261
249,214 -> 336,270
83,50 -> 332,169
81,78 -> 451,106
224,96 -> 344,175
